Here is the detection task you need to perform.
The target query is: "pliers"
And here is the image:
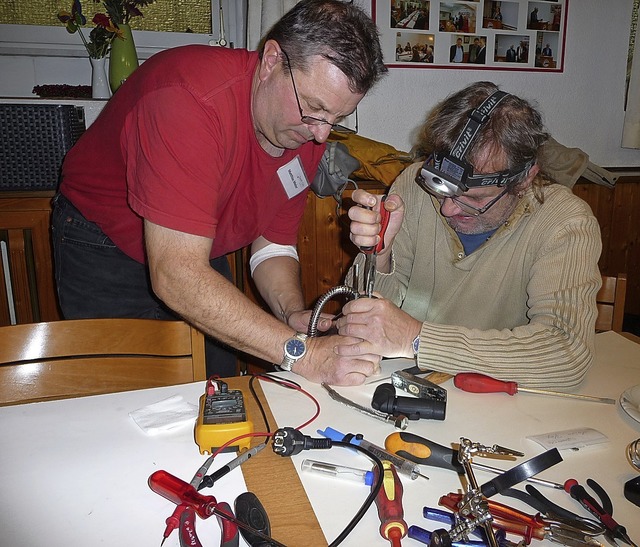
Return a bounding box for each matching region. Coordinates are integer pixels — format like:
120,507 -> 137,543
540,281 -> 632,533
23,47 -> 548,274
176,502 -> 239,547
564,478 -> 638,547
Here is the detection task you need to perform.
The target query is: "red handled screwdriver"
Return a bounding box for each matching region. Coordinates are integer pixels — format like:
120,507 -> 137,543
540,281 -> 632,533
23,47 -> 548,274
149,470 -> 218,519
361,195 -> 391,297
453,372 -> 615,404
373,460 -> 407,547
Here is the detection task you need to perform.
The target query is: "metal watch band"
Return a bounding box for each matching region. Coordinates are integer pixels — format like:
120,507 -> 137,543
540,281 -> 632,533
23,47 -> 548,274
278,332 -> 308,371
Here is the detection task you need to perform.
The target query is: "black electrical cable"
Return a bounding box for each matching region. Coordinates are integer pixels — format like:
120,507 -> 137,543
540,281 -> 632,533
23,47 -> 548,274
248,372 -> 305,443
327,441 -> 385,547
246,373 -> 386,546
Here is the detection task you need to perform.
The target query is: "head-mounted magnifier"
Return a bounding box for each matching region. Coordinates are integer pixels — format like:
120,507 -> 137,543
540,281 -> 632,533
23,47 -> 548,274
415,90 -> 534,198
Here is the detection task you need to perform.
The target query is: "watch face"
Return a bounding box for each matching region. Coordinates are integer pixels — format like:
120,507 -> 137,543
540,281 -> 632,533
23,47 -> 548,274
285,338 -> 306,358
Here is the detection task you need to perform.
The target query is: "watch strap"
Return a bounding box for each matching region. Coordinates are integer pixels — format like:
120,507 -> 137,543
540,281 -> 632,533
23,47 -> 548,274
278,332 -> 308,371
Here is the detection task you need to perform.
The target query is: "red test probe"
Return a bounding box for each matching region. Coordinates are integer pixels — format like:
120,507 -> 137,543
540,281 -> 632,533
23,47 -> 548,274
373,460 -> 407,547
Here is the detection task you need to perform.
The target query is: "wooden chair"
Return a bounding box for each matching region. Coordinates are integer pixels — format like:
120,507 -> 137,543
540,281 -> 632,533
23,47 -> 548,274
0,318 -> 206,406
596,273 -> 627,332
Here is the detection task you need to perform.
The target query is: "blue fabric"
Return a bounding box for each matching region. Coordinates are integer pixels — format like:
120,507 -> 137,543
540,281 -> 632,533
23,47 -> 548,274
457,229 -> 498,254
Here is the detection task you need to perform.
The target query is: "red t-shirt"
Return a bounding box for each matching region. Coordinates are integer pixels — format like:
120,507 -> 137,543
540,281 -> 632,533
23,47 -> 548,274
60,45 -> 325,263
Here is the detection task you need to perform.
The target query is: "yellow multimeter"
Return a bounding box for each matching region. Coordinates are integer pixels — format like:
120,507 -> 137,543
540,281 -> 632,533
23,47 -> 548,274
194,381 -> 253,455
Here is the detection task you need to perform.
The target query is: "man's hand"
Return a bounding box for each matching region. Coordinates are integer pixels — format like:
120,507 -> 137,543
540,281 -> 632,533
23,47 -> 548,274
287,310 -> 333,333
348,189 -> 405,272
292,334 -> 381,386
335,297 -> 422,358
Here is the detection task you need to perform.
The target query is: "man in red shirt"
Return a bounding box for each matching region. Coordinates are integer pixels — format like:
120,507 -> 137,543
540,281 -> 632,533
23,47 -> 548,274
52,0 -> 387,384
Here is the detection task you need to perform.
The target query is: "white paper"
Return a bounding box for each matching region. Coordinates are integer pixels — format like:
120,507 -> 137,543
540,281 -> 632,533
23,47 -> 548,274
527,427 -> 608,450
129,394 -> 198,435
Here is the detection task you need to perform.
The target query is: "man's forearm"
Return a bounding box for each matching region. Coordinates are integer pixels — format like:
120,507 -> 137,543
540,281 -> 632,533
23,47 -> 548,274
251,255 -> 306,324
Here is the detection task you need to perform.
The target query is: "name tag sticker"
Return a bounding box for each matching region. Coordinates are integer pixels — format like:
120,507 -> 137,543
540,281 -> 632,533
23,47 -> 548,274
277,155 -> 309,199
527,427 -> 608,451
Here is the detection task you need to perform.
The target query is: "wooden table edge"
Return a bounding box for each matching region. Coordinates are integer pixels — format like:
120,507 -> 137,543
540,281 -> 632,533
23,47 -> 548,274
226,376 -> 327,546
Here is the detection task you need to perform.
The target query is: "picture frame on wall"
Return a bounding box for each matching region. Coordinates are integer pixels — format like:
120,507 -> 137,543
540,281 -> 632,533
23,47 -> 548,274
374,0 -> 567,71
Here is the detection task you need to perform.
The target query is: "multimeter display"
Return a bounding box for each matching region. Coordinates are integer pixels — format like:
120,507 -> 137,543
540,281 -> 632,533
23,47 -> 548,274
202,391 -> 246,425
195,383 -> 253,455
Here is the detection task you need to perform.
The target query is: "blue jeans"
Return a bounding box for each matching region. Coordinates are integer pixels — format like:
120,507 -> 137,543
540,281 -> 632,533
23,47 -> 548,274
51,193 -> 238,377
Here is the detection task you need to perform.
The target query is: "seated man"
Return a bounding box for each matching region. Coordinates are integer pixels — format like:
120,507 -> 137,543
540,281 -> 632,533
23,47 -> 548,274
337,81 -> 602,389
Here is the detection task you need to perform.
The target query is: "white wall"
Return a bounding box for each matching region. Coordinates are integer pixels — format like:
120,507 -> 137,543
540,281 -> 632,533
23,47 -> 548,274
356,0 -> 640,167
1,0 -> 639,167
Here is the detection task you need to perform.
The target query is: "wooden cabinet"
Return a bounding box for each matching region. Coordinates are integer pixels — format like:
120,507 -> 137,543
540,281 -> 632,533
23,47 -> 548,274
573,173 -> 640,316
0,191 -> 61,325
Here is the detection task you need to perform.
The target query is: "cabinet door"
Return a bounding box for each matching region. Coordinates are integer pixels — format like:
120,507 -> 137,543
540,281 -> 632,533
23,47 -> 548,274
0,196 -> 60,325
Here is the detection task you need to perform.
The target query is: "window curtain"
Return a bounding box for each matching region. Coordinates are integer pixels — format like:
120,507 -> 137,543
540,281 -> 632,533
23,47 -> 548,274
247,0 -> 300,51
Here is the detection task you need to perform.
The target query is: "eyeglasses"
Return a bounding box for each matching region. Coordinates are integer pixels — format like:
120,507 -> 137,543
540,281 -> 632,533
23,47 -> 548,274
281,49 -> 357,134
427,185 -> 510,216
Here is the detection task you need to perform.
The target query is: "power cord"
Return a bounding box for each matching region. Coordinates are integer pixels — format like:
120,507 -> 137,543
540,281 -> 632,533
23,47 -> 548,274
272,427 -> 385,547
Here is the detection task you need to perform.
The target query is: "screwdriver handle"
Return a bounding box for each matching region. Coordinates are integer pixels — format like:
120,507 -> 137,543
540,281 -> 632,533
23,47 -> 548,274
149,470 -> 217,520
373,460 -> 407,545
385,432 -> 463,473
454,373 -> 518,395
361,195 -> 391,254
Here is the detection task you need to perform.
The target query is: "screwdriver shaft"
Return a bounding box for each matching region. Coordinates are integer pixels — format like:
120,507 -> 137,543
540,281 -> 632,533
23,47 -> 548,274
517,387 -> 615,405
471,462 -> 563,489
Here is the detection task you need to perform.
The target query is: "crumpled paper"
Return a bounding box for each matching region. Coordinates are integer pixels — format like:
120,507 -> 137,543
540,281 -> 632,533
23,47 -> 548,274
129,395 -> 198,435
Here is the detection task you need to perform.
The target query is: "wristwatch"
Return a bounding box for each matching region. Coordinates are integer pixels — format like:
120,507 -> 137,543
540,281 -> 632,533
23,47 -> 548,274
279,332 -> 308,371
412,334 -> 420,358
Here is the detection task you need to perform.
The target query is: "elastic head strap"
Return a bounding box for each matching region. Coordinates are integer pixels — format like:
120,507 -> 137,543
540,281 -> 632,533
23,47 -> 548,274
449,90 -> 509,160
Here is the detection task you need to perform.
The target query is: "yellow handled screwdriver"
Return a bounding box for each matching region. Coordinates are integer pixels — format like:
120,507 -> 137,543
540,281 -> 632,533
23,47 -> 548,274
385,431 -> 563,490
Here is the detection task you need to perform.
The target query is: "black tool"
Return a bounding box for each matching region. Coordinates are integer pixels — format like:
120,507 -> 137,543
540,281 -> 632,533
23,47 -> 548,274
385,432 -> 564,491
234,492 -> 272,546
624,476 -> 640,508
564,478 -> 638,547
502,485 -> 605,537
480,448 -> 562,498
371,383 -> 446,421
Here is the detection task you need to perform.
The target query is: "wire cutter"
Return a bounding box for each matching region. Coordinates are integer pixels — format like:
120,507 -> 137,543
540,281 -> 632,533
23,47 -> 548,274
564,478 -> 638,547
361,194 -> 391,297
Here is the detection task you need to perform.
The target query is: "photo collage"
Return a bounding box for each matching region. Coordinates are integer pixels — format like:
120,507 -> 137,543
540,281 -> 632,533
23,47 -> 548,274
375,0 -> 566,70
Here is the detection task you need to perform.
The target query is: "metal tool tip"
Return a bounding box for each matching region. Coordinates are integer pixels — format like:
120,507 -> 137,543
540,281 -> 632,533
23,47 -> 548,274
419,473 -> 430,480
160,538 -> 166,547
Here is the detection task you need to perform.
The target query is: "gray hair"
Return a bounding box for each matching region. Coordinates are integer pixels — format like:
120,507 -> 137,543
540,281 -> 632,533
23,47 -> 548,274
414,81 -> 550,191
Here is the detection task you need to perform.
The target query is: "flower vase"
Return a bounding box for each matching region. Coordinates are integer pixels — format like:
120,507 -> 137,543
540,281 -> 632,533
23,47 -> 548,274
90,57 -> 111,99
109,24 -> 139,93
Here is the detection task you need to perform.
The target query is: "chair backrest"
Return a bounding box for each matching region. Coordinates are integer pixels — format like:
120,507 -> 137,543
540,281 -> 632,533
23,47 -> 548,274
595,273 -> 627,332
0,318 -> 206,406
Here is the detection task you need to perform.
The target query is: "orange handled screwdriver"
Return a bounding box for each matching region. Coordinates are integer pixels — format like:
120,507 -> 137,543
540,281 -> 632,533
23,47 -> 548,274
373,460 -> 407,547
453,372 -> 615,404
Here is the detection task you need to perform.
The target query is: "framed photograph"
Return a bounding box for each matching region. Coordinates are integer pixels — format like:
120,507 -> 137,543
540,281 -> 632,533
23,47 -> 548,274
373,0 -> 567,71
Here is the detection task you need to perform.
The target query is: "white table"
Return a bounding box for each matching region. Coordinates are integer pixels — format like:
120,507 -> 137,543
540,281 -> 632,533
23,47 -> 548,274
1,331 -> 639,547
261,331 -> 640,547
0,382 -> 253,547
